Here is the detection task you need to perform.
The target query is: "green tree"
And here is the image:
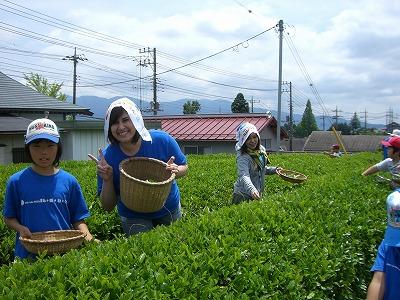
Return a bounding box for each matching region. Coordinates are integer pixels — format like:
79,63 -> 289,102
183,100 -> 201,114
294,99 -> 318,137
350,112 -> 361,134
231,93 -> 249,113
24,73 -> 67,101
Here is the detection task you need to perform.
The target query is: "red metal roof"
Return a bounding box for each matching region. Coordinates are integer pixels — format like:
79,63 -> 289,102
144,114 -> 281,141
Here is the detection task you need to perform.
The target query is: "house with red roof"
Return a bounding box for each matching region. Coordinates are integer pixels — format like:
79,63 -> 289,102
145,114 -> 288,154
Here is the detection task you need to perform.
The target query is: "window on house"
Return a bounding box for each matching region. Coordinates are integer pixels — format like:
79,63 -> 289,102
262,139 -> 272,150
12,147 -> 29,163
184,146 -> 204,155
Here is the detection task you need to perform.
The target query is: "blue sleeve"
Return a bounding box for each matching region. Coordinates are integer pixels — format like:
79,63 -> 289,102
371,240 -> 386,272
3,176 -> 19,218
166,133 -> 187,165
68,175 -> 90,223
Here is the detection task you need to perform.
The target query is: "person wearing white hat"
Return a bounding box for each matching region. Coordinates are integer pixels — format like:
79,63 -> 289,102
2,118 -> 94,259
94,98 -> 188,236
232,122 -> 280,204
366,189 -> 400,300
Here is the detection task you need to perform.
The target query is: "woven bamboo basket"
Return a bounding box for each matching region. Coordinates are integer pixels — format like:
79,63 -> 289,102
19,230 -> 86,255
277,168 -> 307,184
119,157 -> 175,213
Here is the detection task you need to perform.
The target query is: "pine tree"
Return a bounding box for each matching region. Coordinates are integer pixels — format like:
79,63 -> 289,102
350,112 -> 361,134
231,93 -> 249,113
294,99 -> 319,137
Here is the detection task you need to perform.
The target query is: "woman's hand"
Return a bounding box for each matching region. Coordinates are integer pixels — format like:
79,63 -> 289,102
89,148 -> 113,182
166,156 -> 179,174
251,190 -> 260,200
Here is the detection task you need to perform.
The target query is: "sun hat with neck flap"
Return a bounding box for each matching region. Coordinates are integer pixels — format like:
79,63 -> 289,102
104,97 -> 152,144
383,190 -> 400,247
235,122 -> 260,151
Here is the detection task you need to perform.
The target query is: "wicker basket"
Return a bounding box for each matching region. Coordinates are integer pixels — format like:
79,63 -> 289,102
119,157 -> 175,213
19,230 -> 86,255
277,168 -> 307,184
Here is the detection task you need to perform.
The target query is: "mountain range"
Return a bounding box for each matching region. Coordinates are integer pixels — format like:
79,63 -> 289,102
69,95 -> 384,130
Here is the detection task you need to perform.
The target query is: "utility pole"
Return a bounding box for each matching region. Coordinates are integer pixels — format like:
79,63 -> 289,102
276,20 -> 284,151
137,57 -> 150,111
63,47 -> 87,106
359,108 -> 367,129
139,47 -> 159,115
319,114 -> 326,130
282,81 -> 293,151
248,96 -> 260,113
332,106 -> 342,127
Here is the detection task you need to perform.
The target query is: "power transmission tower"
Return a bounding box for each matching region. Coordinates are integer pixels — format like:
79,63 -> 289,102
332,106 -> 342,127
139,47 -> 160,115
63,47 -> 87,106
386,107 -> 394,126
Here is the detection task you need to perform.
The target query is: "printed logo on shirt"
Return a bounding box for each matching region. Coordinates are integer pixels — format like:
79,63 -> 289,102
21,198 -> 67,206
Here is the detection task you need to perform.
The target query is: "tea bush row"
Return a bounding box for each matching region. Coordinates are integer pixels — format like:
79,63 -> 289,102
0,152 -> 390,298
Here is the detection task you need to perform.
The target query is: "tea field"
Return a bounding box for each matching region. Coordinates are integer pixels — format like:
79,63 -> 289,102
0,152 -> 391,299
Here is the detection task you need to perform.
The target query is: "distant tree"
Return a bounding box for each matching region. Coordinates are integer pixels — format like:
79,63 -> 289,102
24,73 -> 67,101
350,112 -> 361,134
328,122 -> 352,135
294,99 -> 318,137
183,100 -> 201,114
231,93 -> 249,113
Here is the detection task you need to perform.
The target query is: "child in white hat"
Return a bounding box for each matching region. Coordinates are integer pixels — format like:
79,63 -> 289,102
2,118 -> 93,260
94,98 -> 188,236
366,189 -> 400,299
232,122 -> 280,204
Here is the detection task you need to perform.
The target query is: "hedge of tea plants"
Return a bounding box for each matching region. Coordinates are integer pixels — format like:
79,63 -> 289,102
0,152 -> 391,299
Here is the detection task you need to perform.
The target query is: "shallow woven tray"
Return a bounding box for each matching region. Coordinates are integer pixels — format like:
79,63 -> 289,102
19,230 -> 85,255
119,157 -> 175,213
277,168 -> 307,183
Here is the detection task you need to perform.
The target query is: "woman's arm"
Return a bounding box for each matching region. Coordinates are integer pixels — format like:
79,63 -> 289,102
97,149 -> 118,212
166,156 -> 188,179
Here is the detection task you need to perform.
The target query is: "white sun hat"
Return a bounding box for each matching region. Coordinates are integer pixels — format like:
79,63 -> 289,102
389,129 -> 400,137
235,122 -> 260,151
104,98 -> 152,144
383,190 -> 400,247
25,118 -> 60,144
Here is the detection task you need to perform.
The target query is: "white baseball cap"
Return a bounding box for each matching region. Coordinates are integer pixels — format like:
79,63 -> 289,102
25,118 -> 60,144
104,97 -> 152,144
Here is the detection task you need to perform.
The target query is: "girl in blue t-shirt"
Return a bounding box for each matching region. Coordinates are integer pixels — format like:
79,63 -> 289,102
3,118 -> 93,259
92,98 -> 188,236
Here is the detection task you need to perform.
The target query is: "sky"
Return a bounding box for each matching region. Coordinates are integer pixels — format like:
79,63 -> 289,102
0,0 -> 399,125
